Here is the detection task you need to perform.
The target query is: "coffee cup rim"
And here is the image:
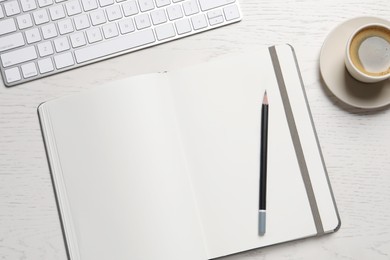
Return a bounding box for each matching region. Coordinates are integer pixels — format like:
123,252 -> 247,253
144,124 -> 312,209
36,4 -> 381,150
345,22 -> 390,81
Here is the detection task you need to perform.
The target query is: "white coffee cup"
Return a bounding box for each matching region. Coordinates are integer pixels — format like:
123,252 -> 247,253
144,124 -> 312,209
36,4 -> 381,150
345,23 -> 390,83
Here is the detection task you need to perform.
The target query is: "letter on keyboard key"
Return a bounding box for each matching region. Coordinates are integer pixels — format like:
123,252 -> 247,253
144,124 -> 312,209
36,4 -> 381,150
183,0 -> 199,16
191,14 -> 207,30
65,0 -> 82,16
21,0 -> 37,12
138,0 -> 155,12
122,0 -> 138,17
167,5 -> 183,20
155,23 -> 176,40
38,58 -> 54,73
1,46 -> 37,67
75,29 -> 155,63
54,52 -> 75,69
17,14 -> 34,29
0,19 -> 17,36
81,0 -> 98,11
86,28 -> 103,43
0,33 -> 25,52
135,13 -> 151,29
49,5 -> 66,20
4,1 -> 21,16
33,9 -> 49,25
198,0 -> 235,11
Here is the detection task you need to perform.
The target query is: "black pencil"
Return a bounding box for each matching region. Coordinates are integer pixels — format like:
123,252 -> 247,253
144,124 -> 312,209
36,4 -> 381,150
259,91 -> 268,236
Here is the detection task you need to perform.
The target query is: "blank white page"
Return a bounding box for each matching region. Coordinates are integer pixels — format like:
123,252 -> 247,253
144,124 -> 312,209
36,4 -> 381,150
168,48 -> 317,258
40,74 -> 207,260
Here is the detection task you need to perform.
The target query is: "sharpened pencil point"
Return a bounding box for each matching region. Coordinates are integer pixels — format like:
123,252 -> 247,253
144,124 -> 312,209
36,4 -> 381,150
263,91 -> 268,105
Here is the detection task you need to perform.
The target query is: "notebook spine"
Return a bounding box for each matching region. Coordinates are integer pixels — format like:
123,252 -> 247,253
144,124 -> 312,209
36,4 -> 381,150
38,104 -> 80,260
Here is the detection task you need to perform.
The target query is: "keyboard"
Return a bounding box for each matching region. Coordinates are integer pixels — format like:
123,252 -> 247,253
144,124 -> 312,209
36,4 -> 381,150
0,0 -> 242,87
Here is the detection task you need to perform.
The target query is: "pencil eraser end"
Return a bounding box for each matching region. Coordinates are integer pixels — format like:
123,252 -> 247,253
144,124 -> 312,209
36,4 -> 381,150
258,210 -> 266,236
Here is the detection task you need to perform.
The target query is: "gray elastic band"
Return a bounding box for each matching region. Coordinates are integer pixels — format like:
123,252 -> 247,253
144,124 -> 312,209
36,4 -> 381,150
269,46 -> 324,235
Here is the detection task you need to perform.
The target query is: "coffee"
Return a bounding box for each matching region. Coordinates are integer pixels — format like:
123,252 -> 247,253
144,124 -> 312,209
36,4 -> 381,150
349,25 -> 390,77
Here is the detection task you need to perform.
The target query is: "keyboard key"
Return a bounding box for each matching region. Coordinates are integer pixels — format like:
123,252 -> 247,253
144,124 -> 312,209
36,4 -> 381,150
75,29 -> 155,63
25,28 -> 41,43
99,0 -> 114,7
207,9 -> 224,25
134,13 -> 151,30
41,23 -> 58,39
198,0 -> 235,11
106,5 -> 122,21
37,41 -> 54,56
155,23 -> 175,40
175,18 -> 191,35
0,19 -> 17,36
0,33 -> 25,52
38,58 -> 54,73
223,4 -> 239,21
86,27 -> 103,43
54,37 -> 70,52
54,52 -> 75,69
138,0 -> 155,12
4,67 -> 21,83
58,19 -> 74,34
102,23 -> 119,39
66,0 -> 82,16
122,0 -> 138,16
20,0 -> 37,12
1,46 -> 37,67
183,0 -> 199,16
37,0 -> 53,7
155,0 -> 170,7
81,0 -> 98,11
49,5 -> 66,20
21,62 -> 38,78
90,9 -> 107,25
4,1 -> 21,16
118,18 -> 135,34
17,14 -> 34,29
70,32 -> 87,47
74,14 -> 91,30
0,6 -> 4,18
33,9 -> 49,24
191,14 -> 207,30
166,5 -> 183,20
151,9 -> 167,25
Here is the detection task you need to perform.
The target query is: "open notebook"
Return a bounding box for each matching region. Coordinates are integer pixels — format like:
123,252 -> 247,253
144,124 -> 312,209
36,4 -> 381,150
38,45 -> 340,260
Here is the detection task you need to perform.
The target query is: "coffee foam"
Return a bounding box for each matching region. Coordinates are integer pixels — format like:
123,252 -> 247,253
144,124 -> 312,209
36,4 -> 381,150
349,26 -> 390,76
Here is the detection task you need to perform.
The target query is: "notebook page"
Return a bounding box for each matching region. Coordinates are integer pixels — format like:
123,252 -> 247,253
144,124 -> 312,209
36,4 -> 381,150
40,74 -> 207,260
168,49 -> 316,258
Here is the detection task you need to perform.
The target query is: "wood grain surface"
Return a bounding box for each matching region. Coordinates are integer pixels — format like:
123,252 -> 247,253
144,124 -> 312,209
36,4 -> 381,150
1,0 -> 389,259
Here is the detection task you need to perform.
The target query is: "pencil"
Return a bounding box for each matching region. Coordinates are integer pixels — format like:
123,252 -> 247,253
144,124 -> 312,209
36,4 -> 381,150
259,91 -> 268,236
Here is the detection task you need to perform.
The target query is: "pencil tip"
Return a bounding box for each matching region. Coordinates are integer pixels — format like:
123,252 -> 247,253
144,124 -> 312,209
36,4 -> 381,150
263,91 -> 268,105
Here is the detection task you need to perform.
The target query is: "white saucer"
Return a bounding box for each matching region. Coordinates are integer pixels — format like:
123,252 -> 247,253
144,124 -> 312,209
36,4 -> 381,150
320,17 -> 390,109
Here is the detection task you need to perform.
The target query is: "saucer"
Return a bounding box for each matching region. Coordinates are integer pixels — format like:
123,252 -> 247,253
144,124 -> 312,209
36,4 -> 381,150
320,17 -> 390,109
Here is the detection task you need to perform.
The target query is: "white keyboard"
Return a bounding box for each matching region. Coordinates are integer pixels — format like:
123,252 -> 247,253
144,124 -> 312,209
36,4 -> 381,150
0,0 -> 241,87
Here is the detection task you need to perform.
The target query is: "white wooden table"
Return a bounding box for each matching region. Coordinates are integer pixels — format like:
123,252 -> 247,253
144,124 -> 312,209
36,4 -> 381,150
1,0 -> 390,259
